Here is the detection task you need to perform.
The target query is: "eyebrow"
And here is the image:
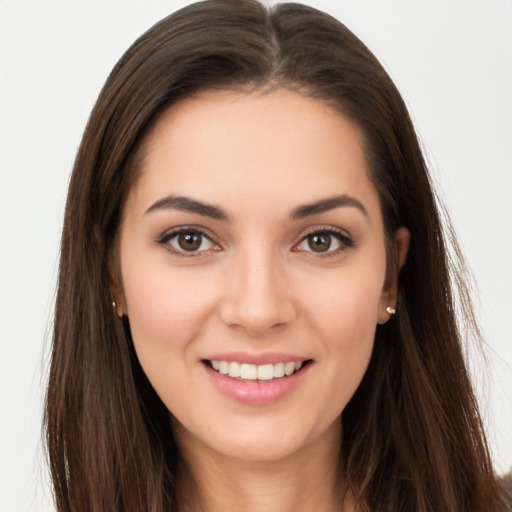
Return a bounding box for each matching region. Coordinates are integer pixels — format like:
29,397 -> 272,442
146,195 -> 229,220
145,193 -> 368,221
290,194 -> 368,220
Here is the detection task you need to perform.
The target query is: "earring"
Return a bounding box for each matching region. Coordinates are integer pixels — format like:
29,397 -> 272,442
112,301 -> 122,318
386,306 -> 396,315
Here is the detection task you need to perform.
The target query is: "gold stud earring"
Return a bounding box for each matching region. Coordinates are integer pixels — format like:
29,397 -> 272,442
112,301 -> 122,318
386,306 -> 396,315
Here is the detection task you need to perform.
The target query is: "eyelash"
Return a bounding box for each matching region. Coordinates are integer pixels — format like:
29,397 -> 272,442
294,227 -> 354,257
156,226 -> 354,258
156,226 -> 220,258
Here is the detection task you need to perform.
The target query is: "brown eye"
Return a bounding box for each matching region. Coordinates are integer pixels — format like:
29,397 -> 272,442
307,233 -> 332,252
177,232 -> 203,251
294,229 -> 353,255
159,229 -> 218,255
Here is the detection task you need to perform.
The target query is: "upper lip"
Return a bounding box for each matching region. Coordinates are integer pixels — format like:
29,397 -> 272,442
202,352 -> 309,365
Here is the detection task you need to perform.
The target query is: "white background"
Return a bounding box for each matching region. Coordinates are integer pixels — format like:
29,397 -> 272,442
1,1 -> 511,510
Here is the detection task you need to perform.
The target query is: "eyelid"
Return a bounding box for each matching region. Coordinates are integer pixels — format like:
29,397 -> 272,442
293,226 -> 354,255
156,224 -> 354,258
156,225 -> 221,257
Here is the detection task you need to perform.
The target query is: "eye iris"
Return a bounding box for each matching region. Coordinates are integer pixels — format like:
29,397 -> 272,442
308,233 -> 331,252
178,232 -> 202,251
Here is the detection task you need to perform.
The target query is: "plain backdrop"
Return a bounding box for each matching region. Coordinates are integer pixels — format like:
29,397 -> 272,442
1,1 -> 511,510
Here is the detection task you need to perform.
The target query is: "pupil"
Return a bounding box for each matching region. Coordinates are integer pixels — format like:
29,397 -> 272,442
308,233 -> 331,252
178,232 -> 202,251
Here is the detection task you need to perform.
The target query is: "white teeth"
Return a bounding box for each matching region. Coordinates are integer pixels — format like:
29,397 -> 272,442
285,362 -> 295,376
257,364 -> 274,380
219,361 -> 229,375
240,363 -> 258,380
228,361 -> 241,378
210,360 -> 305,380
273,362 -> 285,378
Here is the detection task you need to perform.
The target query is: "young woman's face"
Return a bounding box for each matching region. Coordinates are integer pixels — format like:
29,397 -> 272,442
116,90 -> 399,462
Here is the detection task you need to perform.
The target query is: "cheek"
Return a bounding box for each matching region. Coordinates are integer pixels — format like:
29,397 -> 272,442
120,249 -> 217,364
304,265 -> 384,336
321,286 -> 379,372
299,262 -> 385,391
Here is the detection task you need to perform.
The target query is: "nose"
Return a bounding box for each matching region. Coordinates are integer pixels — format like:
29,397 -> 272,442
219,246 -> 297,335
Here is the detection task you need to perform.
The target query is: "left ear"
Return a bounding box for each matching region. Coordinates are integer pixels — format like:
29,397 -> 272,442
108,246 -> 126,319
378,227 -> 410,324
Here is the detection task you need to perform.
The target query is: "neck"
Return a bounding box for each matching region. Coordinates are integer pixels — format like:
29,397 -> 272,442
175,419 -> 357,512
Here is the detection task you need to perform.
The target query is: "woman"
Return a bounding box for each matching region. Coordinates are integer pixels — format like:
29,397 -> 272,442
44,0 -> 510,510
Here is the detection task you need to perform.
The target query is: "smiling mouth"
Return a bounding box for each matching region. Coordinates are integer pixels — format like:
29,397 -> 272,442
205,360 -> 312,381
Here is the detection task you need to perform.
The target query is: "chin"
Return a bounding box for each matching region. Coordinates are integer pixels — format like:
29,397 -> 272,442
174,413 -> 342,465
210,435 -> 310,463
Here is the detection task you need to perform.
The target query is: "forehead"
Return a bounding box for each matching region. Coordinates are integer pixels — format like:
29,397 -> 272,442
126,89 -> 380,221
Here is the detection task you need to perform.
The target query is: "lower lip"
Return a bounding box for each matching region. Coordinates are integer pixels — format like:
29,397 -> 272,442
204,363 -> 311,405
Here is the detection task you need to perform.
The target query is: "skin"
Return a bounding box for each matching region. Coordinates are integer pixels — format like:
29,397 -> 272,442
113,90 -> 409,512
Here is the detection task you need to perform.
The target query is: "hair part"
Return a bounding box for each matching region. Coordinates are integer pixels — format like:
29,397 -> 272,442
45,1 -> 507,511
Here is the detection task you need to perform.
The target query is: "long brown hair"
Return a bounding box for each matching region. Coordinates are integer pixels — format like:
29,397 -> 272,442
44,1 -> 507,510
